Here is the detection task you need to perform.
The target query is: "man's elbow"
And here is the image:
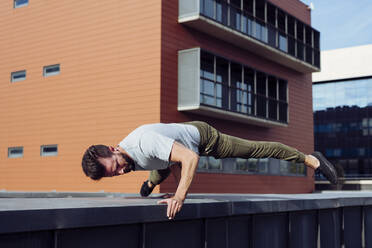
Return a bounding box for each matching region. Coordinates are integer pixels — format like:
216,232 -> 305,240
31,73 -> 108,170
187,152 -> 199,169
193,153 -> 200,162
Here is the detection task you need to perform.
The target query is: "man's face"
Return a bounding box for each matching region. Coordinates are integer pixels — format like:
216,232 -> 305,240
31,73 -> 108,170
98,147 -> 130,177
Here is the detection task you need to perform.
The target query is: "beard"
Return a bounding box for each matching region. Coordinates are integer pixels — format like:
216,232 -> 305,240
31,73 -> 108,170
121,153 -> 135,173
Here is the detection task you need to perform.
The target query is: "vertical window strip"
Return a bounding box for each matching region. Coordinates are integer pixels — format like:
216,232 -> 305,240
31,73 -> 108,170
276,78 -> 279,120
265,73 -> 268,118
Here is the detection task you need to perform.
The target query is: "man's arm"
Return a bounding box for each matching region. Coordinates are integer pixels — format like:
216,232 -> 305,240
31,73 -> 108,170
170,163 -> 181,185
157,141 -> 199,219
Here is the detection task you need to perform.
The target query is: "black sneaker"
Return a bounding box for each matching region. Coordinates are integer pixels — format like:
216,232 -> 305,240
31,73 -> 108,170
312,151 -> 338,185
140,180 -> 155,197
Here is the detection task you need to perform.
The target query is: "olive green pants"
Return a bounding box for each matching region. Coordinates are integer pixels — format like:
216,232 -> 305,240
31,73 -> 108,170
149,121 -> 306,185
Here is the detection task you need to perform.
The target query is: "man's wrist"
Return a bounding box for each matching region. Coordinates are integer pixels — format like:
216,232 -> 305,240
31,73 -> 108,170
174,194 -> 185,202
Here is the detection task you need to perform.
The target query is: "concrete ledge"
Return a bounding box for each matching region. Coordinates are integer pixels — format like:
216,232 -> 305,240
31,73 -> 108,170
1,192 -> 372,234
2,192 -> 372,248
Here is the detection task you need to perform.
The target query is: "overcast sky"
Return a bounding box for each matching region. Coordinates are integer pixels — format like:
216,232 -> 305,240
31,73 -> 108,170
300,0 -> 372,51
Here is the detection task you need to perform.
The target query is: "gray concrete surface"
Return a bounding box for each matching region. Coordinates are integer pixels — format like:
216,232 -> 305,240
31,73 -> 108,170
1,191 -> 372,234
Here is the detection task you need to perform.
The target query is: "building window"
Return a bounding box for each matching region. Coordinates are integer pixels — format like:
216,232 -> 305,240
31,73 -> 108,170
216,0 -> 228,25
8,147 -> 23,158
41,145 -> 58,156
14,0 -> 28,8
231,62 -> 243,112
200,50 -> 288,123
279,34 -> 288,52
256,72 -> 267,118
43,64 -> 60,77
278,79 -> 288,122
296,21 -> 304,60
198,157 -> 222,170
198,0 -> 320,68
11,70 -> 26,82
198,157 -> 306,176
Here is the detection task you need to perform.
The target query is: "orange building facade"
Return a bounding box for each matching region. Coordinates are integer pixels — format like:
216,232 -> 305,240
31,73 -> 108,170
0,0 -> 319,194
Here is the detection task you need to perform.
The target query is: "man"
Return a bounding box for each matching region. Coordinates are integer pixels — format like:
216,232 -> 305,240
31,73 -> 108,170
82,121 -> 338,219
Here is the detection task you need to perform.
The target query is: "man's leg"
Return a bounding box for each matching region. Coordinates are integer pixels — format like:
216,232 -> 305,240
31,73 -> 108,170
140,168 -> 171,197
149,168 -> 171,185
214,134 -> 306,163
213,132 -> 337,184
186,121 -> 337,184
184,121 -> 305,163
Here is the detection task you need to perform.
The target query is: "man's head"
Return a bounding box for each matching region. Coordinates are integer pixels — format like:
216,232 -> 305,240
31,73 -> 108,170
81,145 -> 134,180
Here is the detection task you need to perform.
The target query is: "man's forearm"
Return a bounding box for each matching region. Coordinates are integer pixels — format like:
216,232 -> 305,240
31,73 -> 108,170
159,142 -> 200,219
170,163 -> 181,185
174,155 -> 199,201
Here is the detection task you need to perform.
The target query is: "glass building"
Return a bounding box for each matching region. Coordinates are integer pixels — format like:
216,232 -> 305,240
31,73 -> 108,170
313,77 -> 372,179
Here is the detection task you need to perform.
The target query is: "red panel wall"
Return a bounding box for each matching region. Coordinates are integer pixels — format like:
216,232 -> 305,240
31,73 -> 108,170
159,0 -> 315,194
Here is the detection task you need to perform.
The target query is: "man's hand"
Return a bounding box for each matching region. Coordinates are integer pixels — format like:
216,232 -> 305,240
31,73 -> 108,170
157,142 -> 198,219
157,196 -> 184,219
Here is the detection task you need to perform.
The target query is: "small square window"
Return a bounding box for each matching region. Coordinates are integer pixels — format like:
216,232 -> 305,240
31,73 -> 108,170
198,156 -> 208,169
11,70 -> 26,82
41,145 -> 58,156
236,158 -> 248,171
8,147 -> 24,158
208,157 -> 222,170
43,64 -> 60,77
14,0 -> 28,8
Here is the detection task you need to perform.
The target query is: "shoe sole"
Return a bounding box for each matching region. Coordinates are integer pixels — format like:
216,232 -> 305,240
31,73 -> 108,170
312,152 -> 338,185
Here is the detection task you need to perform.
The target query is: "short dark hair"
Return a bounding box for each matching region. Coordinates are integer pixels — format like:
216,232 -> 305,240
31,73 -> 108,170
82,145 -> 112,180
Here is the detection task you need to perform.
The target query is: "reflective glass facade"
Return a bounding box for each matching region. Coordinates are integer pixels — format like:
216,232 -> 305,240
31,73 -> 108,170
313,78 -> 372,178
200,0 -> 320,68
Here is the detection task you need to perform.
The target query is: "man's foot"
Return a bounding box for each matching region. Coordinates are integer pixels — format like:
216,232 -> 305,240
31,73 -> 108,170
140,180 -> 155,197
312,151 -> 338,185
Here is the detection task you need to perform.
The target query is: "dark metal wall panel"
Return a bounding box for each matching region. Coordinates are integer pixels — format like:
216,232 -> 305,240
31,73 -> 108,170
228,216 -> 251,248
252,213 -> 288,248
319,209 -> 342,248
0,230 -> 53,248
2,193 -> 372,247
364,206 -> 372,248
56,224 -> 141,248
343,207 -> 362,248
289,211 -> 317,248
206,218 -> 227,248
145,220 -> 203,248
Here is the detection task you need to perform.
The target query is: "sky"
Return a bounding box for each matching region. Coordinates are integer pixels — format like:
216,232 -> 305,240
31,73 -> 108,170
300,0 -> 372,51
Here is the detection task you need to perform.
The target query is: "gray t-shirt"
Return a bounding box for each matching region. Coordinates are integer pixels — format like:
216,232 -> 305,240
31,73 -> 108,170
118,123 -> 200,171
